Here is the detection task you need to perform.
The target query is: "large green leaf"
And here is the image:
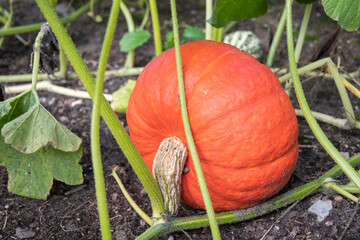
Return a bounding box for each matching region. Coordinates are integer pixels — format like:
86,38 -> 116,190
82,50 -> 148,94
119,29 -> 151,52
322,0 -> 360,31
0,136 -> 83,199
0,90 -> 82,154
208,0 -> 268,28
0,90 -> 83,199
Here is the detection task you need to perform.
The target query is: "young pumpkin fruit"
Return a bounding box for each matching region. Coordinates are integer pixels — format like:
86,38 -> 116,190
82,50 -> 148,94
127,40 -> 299,212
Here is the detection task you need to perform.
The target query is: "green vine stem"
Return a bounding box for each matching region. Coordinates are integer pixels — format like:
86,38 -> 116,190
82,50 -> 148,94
324,181 -> 358,203
285,0 -> 360,190
120,1 -> 136,68
0,0 -> 98,37
0,67 -> 143,83
4,81 -> 112,100
137,154 -> 360,238
138,0 -> 150,30
90,0 -> 122,238
294,3 -> 312,62
169,0 -> 221,239
31,28 -> 45,90
149,0 -> 162,56
294,109 -> 360,130
266,2 -> 287,66
205,0 -> 213,40
279,57 -> 357,129
285,2 -> 313,95
49,0 -> 68,82
35,0 -> 165,219
112,167 -> 152,225
0,0 -> 13,47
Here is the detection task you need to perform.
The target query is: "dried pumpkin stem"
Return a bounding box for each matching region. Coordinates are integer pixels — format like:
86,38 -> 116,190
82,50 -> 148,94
169,0 -> 221,239
285,0 -> 360,190
152,137 -> 188,215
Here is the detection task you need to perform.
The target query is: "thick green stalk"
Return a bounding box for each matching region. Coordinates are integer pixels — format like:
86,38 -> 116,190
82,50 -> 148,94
169,0 -> 220,239
285,0 -> 360,190
90,0 -> 121,238
294,3 -> 312,63
137,154 -> 360,238
31,29 -> 44,90
149,0 -> 162,55
205,0 -> 213,40
120,1 -> 135,68
0,1 -> 98,36
35,0 -> 165,218
212,27 -> 223,42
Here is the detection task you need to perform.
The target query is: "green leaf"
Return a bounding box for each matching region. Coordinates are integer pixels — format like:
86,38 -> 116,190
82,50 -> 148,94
119,29 -> 151,52
0,136 -> 83,199
111,79 -> 136,113
208,0 -> 268,28
182,26 -> 205,41
322,0 -> 360,31
0,90 -> 82,154
296,0 -> 318,3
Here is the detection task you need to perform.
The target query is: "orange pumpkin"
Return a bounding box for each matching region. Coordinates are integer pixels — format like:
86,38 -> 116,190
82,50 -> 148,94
127,40 -> 298,212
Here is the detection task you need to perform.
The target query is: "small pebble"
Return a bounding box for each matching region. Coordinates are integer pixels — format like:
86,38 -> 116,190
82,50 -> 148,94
168,236 -> 175,240
140,188 -> 147,198
334,195 -> 343,203
140,219 -> 146,226
325,221 -> 333,226
39,97 -> 46,104
70,99 -> 83,107
29,220 -> 39,228
308,199 -> 332,222
111,192 -> 119,202
48,97 -> 56,106
58,116 -> 69,123
15,227 -> 35,239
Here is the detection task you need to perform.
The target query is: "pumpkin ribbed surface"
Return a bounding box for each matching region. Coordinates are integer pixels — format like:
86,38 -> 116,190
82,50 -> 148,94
127,40 -> 298,212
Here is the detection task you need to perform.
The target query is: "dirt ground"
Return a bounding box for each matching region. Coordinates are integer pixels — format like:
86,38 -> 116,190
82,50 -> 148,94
0,0 -> 360,239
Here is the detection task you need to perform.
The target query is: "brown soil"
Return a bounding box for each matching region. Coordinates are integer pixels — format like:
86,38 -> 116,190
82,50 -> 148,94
0,1 -> 360,239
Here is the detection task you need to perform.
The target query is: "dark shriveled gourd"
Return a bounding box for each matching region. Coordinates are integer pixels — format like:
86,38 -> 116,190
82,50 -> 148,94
127,40 -> 299,212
